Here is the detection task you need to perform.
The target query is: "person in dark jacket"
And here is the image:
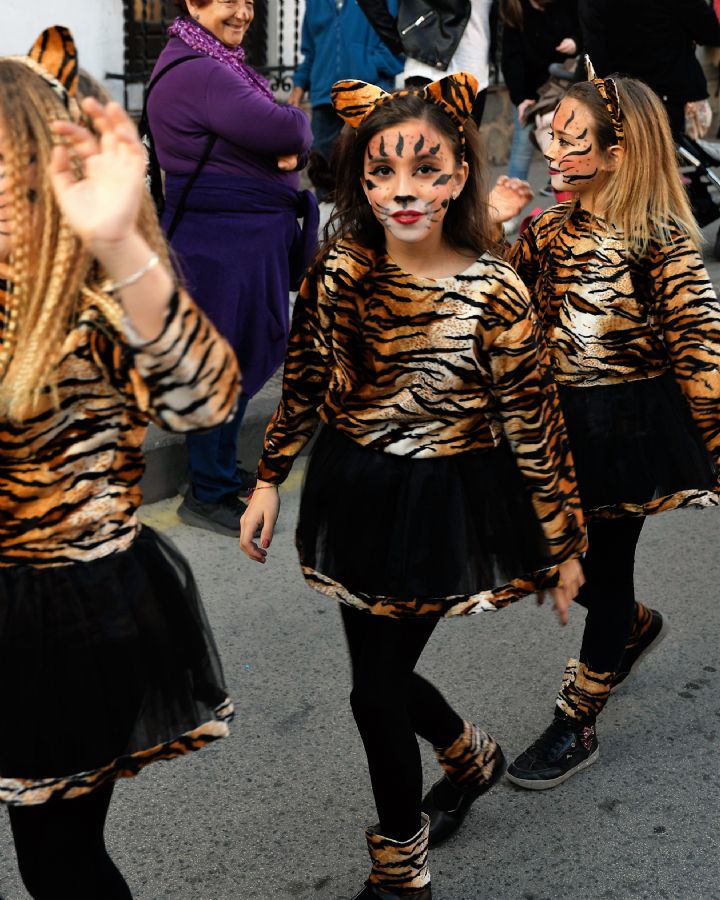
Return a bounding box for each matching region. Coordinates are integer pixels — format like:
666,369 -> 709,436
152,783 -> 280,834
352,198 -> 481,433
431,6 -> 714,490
357,0 -> 498,123
288,0 -> 404,201
578,0 -> 720,133
500,0 -> 579,179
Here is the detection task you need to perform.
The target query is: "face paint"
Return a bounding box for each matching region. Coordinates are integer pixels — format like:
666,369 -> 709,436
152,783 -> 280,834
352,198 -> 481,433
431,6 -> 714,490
361,118 -> 465,248
545,98 -> 612,198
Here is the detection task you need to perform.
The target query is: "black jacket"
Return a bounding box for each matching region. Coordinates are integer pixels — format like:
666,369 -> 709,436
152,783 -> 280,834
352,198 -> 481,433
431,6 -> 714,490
501,0 -> 580,106
357,0 -> 476,70
579,0 -> 720,102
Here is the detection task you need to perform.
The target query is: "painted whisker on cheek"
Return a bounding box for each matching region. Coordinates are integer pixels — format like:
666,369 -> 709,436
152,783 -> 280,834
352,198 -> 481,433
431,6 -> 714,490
432,173 -> 452,186
561,169 -> 599,183
562,144 -> 593,158
365,179 -> 378,190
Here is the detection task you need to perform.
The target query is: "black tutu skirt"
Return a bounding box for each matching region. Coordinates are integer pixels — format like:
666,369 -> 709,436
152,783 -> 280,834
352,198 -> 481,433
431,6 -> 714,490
558,371 -> 720,518
296,427 -> 560,618
0,526 -> 232,806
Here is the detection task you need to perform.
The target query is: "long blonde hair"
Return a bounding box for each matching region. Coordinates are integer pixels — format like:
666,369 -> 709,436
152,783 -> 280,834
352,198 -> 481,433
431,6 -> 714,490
565,78 -> 701,255
0,60 -> 169,420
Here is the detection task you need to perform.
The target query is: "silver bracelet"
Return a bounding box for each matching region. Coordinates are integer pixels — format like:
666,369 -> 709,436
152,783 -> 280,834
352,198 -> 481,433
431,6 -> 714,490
104,253 -> 160,293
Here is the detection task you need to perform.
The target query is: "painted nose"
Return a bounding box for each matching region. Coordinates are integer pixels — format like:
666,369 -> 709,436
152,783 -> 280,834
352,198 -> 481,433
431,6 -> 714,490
394,195 -> 416,206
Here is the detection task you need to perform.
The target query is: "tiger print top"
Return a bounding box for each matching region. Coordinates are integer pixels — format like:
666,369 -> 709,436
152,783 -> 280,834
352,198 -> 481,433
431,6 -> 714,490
508,203 -> 720,473
258,240 -> 587,561
0,279 -> 240,567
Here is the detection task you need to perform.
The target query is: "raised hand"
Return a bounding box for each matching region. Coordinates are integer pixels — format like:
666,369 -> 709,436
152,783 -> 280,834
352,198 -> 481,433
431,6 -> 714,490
48,98 -> 146,250
488,175 -> 534,225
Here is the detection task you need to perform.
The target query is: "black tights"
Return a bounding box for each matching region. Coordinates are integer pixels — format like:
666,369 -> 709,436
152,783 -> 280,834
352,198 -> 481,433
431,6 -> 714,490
341,605 -> 464,842
575,516 -> 646,673
8,783 -> 132,900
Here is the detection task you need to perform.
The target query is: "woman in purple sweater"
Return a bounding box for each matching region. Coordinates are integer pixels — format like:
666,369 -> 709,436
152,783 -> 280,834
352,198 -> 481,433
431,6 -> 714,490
147,0 -> 317,536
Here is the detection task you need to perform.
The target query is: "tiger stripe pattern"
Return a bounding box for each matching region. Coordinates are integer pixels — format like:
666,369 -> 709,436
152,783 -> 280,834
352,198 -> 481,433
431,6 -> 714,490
0,282 -> 240,566
0,700 -> 234,806
365,813 -> 431,894
509,203 -> 720,517
434,721 -> 503,791
259,240 -> 587,594
556,659 -> 614,723
27,25 -> 79,97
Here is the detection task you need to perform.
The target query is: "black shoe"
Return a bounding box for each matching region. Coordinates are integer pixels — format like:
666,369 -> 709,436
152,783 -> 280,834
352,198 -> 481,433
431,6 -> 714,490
178,465 -> 256,500
421,744 -> 506,846
235,465 -> 257,497
351,885 -> 432,899
506,716 -> 599,790
177,490 -> 246,537
612,609 -> 668,692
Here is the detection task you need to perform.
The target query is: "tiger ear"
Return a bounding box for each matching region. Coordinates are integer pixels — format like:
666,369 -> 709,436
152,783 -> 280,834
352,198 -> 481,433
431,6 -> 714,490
27,25 -> 79,97
584,54 -> 597,82
331,80 -> 393,129
422,73 -> 478,127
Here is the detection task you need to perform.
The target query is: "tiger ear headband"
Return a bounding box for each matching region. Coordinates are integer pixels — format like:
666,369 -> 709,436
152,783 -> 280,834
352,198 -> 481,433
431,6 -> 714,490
331,72 -> 479,158
585,55 -> 624,144
9,25 -> 80,118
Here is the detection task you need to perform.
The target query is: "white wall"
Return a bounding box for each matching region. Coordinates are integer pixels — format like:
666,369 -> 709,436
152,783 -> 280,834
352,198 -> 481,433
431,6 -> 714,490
1,0 -> 126,103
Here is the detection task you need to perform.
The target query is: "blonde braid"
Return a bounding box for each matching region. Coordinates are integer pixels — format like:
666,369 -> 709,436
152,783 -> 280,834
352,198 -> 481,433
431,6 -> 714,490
0,60 -> 175,421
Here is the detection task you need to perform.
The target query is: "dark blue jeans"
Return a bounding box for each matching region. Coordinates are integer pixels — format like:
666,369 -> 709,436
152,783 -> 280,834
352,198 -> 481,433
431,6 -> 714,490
186,395 -> 249,503
310,104 -> 344,202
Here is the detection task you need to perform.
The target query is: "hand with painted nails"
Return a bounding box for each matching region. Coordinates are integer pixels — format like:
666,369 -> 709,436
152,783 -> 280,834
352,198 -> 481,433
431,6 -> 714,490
488,175 -> 534,225
48,98 -> 147,250
240,482 -> 280,563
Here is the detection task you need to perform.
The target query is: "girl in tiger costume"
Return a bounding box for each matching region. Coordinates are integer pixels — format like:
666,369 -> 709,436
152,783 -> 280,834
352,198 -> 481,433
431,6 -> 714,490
240,73 -> 587,898
0,28 -> 240,899
493,62 -> 720,790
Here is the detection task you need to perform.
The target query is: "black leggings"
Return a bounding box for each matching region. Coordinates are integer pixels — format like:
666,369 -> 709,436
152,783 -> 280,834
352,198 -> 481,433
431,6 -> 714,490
575,516 -> 646,673
8,783 -> 132,900
341,604 -> 464,842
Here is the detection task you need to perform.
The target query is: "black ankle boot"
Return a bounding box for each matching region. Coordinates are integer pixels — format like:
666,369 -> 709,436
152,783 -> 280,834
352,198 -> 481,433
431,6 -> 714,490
421,722 -> 505,846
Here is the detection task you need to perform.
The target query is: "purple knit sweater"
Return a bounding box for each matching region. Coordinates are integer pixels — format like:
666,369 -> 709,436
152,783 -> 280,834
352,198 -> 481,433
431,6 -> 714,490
147,37 -> 313,187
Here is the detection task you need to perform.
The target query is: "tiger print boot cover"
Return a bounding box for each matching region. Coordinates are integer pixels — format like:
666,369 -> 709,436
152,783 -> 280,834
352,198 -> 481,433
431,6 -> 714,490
556,659 -> 613,722
624,602 -> 655,657
363,812 -> 431,898
434,721 -> 503,790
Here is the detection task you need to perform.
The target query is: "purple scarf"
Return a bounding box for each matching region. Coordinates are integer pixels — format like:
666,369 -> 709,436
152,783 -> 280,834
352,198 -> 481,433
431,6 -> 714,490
167,16 -> 274,102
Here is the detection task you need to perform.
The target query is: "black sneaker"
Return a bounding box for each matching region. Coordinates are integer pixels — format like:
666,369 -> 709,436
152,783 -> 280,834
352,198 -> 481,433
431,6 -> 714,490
506,717 -> 599,790
178,465 -> 257,499
612,609 -> 668,691
177,490 -> 246,537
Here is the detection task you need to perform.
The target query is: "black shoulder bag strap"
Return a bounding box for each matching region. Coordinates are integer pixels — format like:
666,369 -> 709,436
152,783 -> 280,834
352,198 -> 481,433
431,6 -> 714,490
140,54 -> 218,240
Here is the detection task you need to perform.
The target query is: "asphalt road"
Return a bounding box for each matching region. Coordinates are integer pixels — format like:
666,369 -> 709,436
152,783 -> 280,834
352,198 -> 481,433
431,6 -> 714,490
1,169 -> 719,900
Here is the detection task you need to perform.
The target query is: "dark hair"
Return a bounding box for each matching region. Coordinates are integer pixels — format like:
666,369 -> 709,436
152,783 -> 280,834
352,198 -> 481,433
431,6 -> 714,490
323,91 -> 498,258
499,0 -> 554,30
